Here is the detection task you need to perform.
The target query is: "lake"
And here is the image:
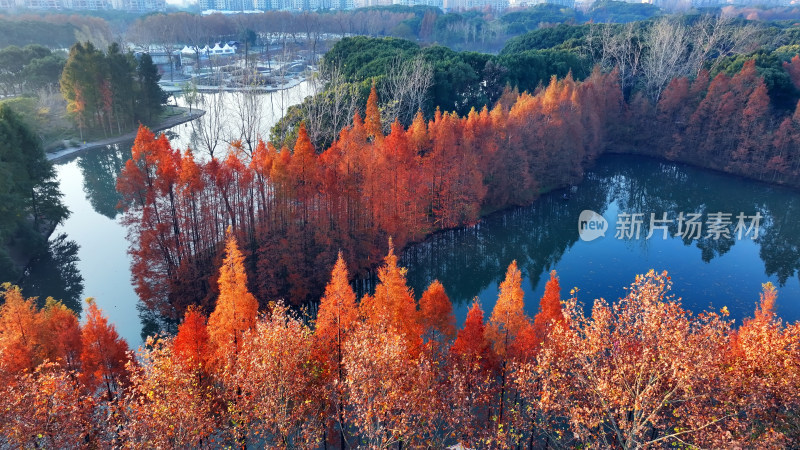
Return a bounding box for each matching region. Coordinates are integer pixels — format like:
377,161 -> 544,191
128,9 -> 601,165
20,97 -> 800,346
400,154 -> 800,328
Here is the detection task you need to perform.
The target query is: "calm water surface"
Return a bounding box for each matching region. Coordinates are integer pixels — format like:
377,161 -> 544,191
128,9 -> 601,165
401,155 -> 800,327
21,83 -> 312,345
21,105 -> 800,346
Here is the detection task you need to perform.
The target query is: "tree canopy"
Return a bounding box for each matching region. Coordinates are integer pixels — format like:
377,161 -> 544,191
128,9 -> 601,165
0,105 -> 68,282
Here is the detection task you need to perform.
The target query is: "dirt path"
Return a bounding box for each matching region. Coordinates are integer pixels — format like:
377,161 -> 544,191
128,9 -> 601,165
46,106 -> 205,163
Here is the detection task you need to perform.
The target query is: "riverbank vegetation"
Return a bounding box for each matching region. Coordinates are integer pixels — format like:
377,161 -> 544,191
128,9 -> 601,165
0,40 -> 169,153
0,105 -> 68,282
1,241 -> 798,447
60,42 -> 168,140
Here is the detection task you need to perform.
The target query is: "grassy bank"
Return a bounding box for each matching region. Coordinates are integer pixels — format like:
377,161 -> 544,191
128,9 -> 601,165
0,94 -> 192,155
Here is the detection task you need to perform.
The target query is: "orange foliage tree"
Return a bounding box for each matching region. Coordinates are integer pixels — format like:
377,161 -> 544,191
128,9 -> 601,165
79,298 -> 130,399
225,302 -> 320,448
515,269 -> 565,359
717,283 -> 800,447
487,260 -> 531,428
0,284 -> 45,376
115,337 -> 218,448
0,363 -> 94,448
312,252 -> 359,447
207,229 -> 258,364
449,300 -> 497,446
524,270 -> 733,448
361,240 -> 422,356
418,279 -> 456,342
172,305 -> 211,375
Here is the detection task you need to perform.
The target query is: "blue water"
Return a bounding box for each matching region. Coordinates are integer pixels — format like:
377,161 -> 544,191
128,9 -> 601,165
402,154 -> 800,328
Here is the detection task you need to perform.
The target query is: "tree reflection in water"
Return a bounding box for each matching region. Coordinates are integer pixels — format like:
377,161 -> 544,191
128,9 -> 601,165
401,155 -> 800,324
77,142 -> 131,220
19,233 -> 84,314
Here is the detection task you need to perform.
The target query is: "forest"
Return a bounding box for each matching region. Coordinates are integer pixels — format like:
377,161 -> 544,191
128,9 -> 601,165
0,236 -> 798,447
0,106 -> 68,284
59,41 -> 168,139
118,20 -> 800,323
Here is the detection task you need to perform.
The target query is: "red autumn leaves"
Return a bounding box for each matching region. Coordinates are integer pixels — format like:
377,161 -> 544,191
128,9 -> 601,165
3,236 -> 798,447
117,72 -> 621,321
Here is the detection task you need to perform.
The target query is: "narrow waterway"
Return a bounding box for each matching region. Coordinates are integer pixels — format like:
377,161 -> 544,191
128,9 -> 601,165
21,82 -> 312,345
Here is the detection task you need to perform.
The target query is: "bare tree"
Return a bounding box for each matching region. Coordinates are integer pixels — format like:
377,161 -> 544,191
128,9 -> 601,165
641,18 -> 689,103
127,14 -> 181,81
595,23 -> 643,97
302,64 -> 359,148
300,11 -> 323,64
229,71 -> 265,155
267,32 -> 299,146
190,77 -> 226,158
301,71 -> 329,148
179,13 -> 210,74
685,14 -> 761,76
379,54 -> 433,128
587,16 -> 761,103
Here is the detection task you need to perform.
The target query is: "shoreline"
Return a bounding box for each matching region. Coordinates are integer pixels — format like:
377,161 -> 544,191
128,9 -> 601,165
9,106 -> 205,282
46,106 -> 206,163
159,76 -> 306,94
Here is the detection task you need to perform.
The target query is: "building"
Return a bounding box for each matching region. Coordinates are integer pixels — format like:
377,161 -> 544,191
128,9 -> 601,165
111,0 -> 165,11
0,0 -> 167,10
508,0 -> 572,7
443,0 -> 505,11
64,0 -> 111,8
22,0 -> 65,8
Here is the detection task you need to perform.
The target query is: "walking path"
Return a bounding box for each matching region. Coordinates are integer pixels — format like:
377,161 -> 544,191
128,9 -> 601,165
46,106 -> 205,163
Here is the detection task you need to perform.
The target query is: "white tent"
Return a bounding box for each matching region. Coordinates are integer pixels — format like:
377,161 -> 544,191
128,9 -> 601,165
211,43 -> 224,54
221,43 -> 236,54
180,46 -> 195,54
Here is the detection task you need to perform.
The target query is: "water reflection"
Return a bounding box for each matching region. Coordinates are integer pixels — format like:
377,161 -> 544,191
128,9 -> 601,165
138,302 -> 176,343
401,155 -> 800,325
19,234 -> 84,313
77,143 -> 131,220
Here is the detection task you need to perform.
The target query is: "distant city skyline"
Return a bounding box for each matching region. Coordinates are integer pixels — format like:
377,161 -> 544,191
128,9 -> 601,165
0,0 -> 166,10
2,0 -> 794,14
